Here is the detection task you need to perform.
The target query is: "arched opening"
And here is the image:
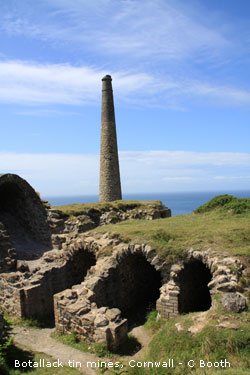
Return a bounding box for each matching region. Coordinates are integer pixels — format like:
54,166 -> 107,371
178,260 -> 212,314
0,174 -> 51,259
95,253 -> 161,328
21,248 -> 96,321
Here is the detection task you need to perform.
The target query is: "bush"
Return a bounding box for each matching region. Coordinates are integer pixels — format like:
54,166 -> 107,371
0,311 -> 11,374
194,195 -> 250,214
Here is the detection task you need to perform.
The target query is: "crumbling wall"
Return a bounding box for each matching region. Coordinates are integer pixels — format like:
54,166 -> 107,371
48,202 -> 171,235
54,235 -> 167,350
156,248 -> 244,319
0,240 -> 96,319
0,174 -> 51,269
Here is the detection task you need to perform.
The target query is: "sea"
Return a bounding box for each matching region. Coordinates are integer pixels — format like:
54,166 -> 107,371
44,191 -> 250,217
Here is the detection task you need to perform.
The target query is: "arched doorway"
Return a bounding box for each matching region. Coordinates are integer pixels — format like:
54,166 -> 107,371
178,260 -> 212,313
95,252 -> 162,327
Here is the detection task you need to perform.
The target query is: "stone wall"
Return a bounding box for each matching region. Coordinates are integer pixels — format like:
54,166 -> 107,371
0,240 -> 96,319
0,227 -> 247,351
54,233 -> 246,351
156,248 -> 245,319
0,174 -> 51,271
48,202 -> 171,237
54,234 -> 168,350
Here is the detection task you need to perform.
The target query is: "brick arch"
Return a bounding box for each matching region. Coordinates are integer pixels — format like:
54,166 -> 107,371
157,253 -> 218,319
0,173 -> 51,258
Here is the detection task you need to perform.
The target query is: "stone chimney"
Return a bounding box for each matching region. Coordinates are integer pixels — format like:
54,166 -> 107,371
99,75 -> 122,202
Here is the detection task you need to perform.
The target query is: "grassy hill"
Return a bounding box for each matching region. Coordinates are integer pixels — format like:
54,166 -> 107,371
93,195 -> 250,261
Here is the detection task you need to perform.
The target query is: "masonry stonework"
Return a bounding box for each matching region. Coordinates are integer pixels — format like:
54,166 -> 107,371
156,248 -> 245,320
99,75 -> 122,202
0,174 -> 51,272
53,235 -> 167,351
0,174 -> 248,352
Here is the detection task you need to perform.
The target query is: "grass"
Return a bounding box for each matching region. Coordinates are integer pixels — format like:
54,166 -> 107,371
124,298 -> 250,375
52,200 -> 163,217
93,209 -> 250,261
144,310 -> 164,333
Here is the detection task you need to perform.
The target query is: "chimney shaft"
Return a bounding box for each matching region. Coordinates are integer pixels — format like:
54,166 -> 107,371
99,75 -> 122,201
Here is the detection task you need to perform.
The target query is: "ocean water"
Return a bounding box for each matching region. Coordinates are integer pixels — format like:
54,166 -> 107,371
45,190 -> 250,217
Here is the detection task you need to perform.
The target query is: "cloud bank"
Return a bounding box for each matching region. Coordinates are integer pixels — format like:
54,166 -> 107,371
1,150 -> 250,196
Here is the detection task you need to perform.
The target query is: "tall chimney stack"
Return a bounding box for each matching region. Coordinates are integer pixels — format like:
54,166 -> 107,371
99,75 -> 122,201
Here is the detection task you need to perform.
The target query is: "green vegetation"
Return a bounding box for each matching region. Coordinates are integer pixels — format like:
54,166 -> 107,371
194,194 -> 250,215
0,313 -> 12,375
53,200 -> 163,217
144,310 -> 164,333
125,299 -> 250,375
94,209 -> 250,261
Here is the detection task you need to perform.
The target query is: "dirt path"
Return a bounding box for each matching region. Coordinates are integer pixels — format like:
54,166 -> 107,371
12,326 -> 99,375
129,325 -> 152,360
12,325 -> 152,374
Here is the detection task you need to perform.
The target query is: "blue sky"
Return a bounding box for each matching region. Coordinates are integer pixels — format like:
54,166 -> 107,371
1,0 -> 250,197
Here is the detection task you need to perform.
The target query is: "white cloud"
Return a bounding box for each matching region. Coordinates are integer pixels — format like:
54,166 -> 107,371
0,60 -> 250,108
1,150 -> 250,196
2,0 -> 229,62
120,151 -> 250,167
0,60 -> 154,105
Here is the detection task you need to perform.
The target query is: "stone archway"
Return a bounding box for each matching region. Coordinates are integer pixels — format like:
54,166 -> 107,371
94,251 -> 162,327
19,245 -> 96,320
178,259 -> 212,314
0,174 -> 51,260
